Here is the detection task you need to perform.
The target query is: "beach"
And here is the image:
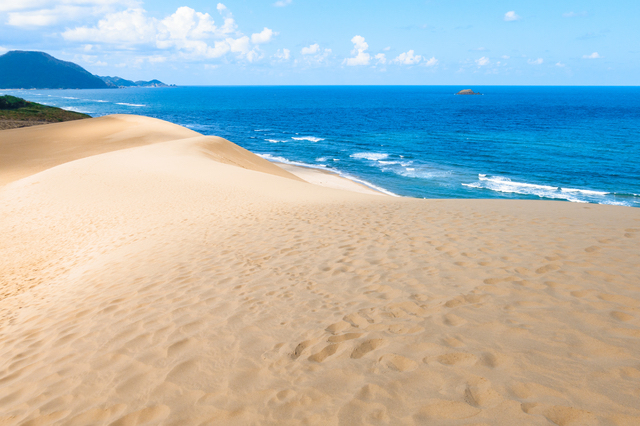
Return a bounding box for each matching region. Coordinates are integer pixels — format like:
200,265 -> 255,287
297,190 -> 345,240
1,115 -> 639,425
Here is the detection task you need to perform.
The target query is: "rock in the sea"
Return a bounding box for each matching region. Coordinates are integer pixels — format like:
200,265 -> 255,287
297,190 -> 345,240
455,89 -> 482,95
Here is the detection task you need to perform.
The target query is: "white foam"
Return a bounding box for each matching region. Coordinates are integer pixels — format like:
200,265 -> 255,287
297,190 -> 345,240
351,152 -> 389,161
259,154 -> 398,196
561,188 -> 609,196
316,157 -> 328,162
292,136 -> 324,142
116,102 -> 146,107
266,139 -> 287,143
62,96 -> 78,99
62,106 -> 92,114
462,174 -> 623,205
478,175 -> 557,191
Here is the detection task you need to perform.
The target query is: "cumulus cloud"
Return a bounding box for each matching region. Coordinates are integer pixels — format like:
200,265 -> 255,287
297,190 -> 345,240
393,50 -> 422,65
251,27 -> 275,44
374,53 -> 386,65
343,35 -> 370,66
63,8 -> 156,44
0,46 -> 8,55
300,44 -> 331,65
504,11 -> 520,21
273,48 -> 290,60
528,58 -> 543,65
273,0 -> 292,6
424,56 -> 438,67
61,3 -> 269,62
301,43 -> 319,55
583,52 -> 601,59
476,56 -> 490,66
555,62 -> 565,67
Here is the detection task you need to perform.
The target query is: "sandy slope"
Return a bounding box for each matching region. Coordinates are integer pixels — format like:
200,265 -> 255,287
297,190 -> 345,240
0,115 -> 639,425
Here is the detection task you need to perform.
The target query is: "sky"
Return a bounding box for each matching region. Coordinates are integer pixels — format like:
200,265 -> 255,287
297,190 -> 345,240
0,0 -> 638,85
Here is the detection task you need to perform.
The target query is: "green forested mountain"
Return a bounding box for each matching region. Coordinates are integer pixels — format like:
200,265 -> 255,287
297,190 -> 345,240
0,51 -> 108,89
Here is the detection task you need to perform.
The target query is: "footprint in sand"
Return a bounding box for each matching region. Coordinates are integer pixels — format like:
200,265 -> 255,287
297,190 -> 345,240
291,339 -> 314,360
464,377 -> 502,408
378,354 -> 417,372
521,403 -> 598,426
611,311 -> 635,322
308,344 -> 340,362
325,321 -> 350,334
437,352 -> 478,366
351,339 -> 386,359
443,313 -> 467,327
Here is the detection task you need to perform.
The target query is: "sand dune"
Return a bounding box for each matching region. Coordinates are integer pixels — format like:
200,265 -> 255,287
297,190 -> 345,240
1,115 -> 639,425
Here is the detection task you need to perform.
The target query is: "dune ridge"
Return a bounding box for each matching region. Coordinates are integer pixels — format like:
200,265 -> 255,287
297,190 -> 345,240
1,115 -> 639,425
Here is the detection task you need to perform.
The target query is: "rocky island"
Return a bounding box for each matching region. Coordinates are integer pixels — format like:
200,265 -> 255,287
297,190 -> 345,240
455,89 -> 483,95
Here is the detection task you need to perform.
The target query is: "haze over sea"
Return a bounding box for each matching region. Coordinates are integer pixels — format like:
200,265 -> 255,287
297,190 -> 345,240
5,85 -> 639,207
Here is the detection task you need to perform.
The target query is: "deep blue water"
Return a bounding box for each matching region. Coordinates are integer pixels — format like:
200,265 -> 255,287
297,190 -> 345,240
3,86 -> 639,207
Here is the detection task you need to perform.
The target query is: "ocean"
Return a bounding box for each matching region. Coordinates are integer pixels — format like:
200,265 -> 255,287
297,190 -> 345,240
4,86 -> 639,207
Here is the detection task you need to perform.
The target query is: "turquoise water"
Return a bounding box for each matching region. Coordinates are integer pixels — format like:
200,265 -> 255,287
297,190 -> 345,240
4,86 -> 639,207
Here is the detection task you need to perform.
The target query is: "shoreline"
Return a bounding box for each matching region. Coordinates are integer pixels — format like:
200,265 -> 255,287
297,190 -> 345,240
269,160 -> 392,196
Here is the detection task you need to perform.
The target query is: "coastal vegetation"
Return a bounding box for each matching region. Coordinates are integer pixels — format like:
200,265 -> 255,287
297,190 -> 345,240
0,95 -> 90,130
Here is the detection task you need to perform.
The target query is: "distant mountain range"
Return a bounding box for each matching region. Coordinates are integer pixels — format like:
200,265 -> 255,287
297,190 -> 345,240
0,51 -> 171,89
98,76 -> 172,88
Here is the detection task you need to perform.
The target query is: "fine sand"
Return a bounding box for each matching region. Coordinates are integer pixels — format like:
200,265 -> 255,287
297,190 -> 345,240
1,115 -> 639,425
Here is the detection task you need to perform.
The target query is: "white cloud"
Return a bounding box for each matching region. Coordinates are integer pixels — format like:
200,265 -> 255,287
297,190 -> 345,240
300,45 -> 331,66
251,27 -> 275,44
301,43 -> 319,55
246,48 -> 262,63
424,56 -> 438,67
227,36 -> 250,54
555,62 -> 565,67
476,56 -> 490,66
148,55 -> 167,63
8,10 -> 59,26
563,11 -> 587,18
583,52 -> 601,59
272,49 -> 291,61
273,48 -> 290,60
343,35 -> 370,66
501,55 -> 510,59
0,46 -> 9,55
393,49 -> 422,65
0,0 -> 137,13
383,46 -> 390,51
63,8 -> 156,44
273,0 -> 292,6
61,4 -> 266,62
374,53 -> 386,65
504,11 -> 520,21
4,1 -> 138,27
528,58 -> 543,65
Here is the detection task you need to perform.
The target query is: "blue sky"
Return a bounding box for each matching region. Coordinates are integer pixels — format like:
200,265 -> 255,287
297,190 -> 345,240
1,0 -> 637,85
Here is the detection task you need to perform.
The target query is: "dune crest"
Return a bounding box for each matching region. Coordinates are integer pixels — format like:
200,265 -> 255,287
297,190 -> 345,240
1,116 -> 639,425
